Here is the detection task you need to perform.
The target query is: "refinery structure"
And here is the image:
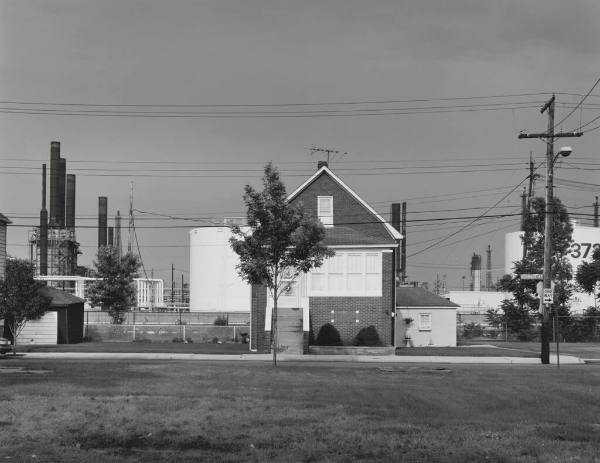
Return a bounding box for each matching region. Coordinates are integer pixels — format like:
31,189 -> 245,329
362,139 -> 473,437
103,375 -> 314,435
25,141 -> 165,309
29,141 -> 80,278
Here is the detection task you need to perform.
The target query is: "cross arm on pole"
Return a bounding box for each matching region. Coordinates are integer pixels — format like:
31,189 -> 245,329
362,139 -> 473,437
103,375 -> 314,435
518,131 -> 583,139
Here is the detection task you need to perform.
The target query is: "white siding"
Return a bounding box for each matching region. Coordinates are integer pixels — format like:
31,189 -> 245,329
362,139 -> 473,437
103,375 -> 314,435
396,308 -> 457,347
16,311 -> 57,345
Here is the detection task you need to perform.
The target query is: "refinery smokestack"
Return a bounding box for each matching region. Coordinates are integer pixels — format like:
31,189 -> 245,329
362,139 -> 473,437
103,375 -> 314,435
49,141 -> 60,227
595,196 -> 599,228
98,197 -> 108,248
486,245 -> 492,291
57,157 -> 66,228
39,164 -> 48,275
66,174 -> 76,230
115,211 -> 122,255
470,253 -> 481,292
108,226 -> 114,247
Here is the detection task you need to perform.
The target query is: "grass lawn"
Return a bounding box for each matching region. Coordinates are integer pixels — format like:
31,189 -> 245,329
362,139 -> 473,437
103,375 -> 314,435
395,346 -> 539,357
0,359 -> 598,462
460,341 -> 600,359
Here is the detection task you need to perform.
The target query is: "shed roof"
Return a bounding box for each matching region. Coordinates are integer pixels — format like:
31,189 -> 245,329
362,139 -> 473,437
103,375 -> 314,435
396,286 -> 459,309
38,286 -> 84,307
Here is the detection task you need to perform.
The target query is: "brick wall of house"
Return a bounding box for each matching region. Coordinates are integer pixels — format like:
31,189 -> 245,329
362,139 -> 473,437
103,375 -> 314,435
290,172 -> 394,245
309,251 -> 394,345
251,284 -> 267,352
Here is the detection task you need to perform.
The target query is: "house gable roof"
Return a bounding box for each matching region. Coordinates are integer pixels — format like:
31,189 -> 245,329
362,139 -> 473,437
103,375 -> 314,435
0,213 -> 11,225
287,166 -> 402,241
396,286 -> 460,309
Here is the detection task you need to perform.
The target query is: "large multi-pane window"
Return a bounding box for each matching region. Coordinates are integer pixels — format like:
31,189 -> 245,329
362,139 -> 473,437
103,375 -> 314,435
309,251 -> 382,296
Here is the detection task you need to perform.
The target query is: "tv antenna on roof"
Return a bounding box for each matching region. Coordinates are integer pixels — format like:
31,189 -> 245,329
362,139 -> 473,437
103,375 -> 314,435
308,145 -> 348,165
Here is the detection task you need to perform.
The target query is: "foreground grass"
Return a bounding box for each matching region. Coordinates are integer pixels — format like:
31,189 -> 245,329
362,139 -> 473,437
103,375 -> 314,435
0,359 -> 599,462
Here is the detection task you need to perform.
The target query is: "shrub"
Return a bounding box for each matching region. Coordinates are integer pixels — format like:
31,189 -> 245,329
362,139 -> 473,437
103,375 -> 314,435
462,322 -> 485,338
214,315 -> 228,326
314,323 -> 343,346
353,325 -> 383,347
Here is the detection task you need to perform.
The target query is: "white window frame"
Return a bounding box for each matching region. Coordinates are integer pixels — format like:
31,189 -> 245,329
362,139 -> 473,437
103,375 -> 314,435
318,196 -> 333,227
309,251 -> 382,297
418,313 -> 432,331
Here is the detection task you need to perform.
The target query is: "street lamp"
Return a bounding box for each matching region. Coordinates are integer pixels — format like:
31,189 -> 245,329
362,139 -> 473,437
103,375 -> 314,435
540,145 -> 573,364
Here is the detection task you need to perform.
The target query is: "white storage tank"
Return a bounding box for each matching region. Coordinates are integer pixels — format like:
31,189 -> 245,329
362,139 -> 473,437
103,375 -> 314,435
189,227 -> 251,312
504,224 -> 600,276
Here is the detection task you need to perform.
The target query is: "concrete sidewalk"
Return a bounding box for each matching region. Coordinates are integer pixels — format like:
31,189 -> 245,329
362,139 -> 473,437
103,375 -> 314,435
19,352 -> 584,364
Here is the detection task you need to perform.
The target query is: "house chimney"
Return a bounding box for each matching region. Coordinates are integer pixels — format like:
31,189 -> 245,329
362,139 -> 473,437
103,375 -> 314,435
317,161 -> 329,170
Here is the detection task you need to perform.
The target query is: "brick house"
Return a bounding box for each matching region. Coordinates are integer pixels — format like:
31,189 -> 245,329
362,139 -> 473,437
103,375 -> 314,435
250,162 -> 402,353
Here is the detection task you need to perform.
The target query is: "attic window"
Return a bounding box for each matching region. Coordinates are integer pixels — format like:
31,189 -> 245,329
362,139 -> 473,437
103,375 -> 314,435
318,196 -> 333,227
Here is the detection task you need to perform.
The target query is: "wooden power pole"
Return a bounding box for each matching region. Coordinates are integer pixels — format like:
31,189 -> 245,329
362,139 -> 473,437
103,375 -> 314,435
518,94 -> 582,364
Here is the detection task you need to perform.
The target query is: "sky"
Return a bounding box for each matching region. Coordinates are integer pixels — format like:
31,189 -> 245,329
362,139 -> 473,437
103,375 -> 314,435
1,0 -> 599,291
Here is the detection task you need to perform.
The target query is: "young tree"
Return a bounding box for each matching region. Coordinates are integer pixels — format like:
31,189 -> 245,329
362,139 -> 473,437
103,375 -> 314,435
230,162 -> 334,366
0,258 -> 51,354
496,197 -> 574,334
575,247 -> 600,298
87,246 -> 140,324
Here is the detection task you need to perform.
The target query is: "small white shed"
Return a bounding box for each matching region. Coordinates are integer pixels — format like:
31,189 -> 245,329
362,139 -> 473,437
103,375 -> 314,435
395,286 -> 459,347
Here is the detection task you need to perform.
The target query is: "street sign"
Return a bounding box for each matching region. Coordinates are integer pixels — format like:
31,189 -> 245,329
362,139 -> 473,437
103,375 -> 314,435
521,273 -> 543,280
543,288 -> 553,304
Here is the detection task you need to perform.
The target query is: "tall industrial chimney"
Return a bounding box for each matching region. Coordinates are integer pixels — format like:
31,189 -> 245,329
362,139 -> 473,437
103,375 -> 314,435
65,174 -> 76,230
39,164 -> 48,275
470,253 -> 481,292
49,141 -> 60,227
108,226 -> 114,247
594,196 -> 599,228
98,197 -> 108,248
115,211 -> 122,255
57,157 -> 66,228
486,245 -> 492,291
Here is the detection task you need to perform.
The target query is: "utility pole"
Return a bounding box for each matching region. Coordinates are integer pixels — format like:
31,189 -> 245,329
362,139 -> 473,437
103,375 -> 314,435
128,182 -> 134,253
518,94 -> 582,364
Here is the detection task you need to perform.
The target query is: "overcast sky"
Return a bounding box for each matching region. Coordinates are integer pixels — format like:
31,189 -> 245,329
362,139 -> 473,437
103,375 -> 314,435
1,0 -> 599,290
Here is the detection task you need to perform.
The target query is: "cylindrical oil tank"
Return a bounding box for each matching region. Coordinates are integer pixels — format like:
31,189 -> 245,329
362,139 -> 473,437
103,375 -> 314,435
189,227 -> 250,312
505,224 -> 600,276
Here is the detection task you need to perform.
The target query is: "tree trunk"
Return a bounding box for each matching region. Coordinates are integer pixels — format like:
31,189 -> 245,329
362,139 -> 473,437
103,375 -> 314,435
272,295 -> 278,367
10,322 -> 17,356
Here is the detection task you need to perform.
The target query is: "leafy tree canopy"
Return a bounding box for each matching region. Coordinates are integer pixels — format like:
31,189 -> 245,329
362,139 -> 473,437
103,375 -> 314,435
230,162 -> 333,365
499,196 -> 574,311
87,246 -> 140,323
230,162 -> 334,293
576,247 -> 600,298
0,258 -> 51,353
